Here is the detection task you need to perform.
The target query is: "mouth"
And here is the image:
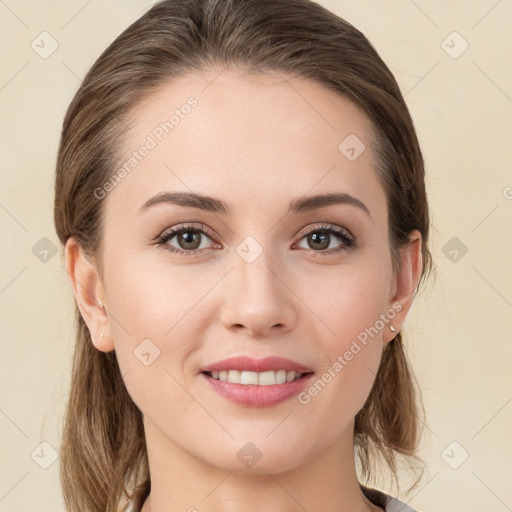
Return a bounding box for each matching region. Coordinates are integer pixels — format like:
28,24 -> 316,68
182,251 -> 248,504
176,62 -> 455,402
202,369 -> 313,385
199,355 -> 315,407
200,369 -> 315,408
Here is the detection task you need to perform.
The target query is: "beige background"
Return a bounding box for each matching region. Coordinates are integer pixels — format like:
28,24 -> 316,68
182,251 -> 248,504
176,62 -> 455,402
1,0 -> 511,510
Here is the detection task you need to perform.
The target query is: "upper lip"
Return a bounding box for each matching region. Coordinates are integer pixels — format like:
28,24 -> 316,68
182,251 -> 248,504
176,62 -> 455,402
200,356 -> 314,374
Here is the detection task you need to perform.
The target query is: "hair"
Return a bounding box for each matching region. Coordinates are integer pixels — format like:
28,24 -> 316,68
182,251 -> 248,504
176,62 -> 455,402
53,0 -> 435,510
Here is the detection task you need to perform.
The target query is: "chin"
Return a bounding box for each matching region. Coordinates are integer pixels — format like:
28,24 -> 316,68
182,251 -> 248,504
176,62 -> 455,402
198,437 -> 314,475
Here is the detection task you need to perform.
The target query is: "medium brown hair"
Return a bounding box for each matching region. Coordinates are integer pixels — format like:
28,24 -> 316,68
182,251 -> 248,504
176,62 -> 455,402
54,0 -> 434,510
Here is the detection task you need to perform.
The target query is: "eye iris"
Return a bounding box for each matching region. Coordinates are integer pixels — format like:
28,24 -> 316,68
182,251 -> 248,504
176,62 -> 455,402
309,231 -> 329,250
178,230 -> 201,250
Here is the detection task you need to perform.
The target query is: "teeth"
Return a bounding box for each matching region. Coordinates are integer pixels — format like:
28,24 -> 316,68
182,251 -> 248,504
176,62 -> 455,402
209,369 -> 303,385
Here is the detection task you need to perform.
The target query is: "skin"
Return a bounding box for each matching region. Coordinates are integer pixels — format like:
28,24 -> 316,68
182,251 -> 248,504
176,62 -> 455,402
65,67 -> 422,512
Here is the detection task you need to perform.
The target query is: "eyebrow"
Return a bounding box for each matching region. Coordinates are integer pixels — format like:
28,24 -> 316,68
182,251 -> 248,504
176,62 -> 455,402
138,191 -> 371,219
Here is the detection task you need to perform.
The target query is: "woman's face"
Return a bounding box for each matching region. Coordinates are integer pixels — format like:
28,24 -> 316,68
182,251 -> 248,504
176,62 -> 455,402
78,67 -> 419,473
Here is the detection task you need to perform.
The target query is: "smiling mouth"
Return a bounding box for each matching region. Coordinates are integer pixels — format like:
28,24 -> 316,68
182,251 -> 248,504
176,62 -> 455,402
202,369 -> 313,385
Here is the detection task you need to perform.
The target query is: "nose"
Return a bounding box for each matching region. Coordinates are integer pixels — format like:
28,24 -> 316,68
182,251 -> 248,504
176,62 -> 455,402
220,246 -> 298,337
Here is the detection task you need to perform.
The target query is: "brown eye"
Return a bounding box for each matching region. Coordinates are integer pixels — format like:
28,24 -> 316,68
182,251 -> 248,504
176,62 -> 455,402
174,229 -> 202,250
307,230 -> 330,250
156,224 -> 218,255
295,224 -> 355,254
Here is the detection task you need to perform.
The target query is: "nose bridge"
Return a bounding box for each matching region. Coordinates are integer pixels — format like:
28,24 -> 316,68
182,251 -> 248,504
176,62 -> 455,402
233,238 -> 282,303
220,236 -> 297,334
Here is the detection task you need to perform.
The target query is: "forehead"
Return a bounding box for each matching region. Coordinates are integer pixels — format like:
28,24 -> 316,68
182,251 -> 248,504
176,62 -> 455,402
106,67 -> 386,222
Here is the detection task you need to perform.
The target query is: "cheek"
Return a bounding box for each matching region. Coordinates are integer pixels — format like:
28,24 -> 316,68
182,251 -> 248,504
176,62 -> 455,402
104,245 -> 206,332
103,262 -> 204,417
102,252 -> 216,375
294,262 -> 387,410
297,283 -> 384,437
301,260 -> 390,350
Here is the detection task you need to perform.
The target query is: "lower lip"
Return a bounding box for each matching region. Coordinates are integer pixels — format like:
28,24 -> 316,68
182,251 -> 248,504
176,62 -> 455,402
200,372 -> 315,407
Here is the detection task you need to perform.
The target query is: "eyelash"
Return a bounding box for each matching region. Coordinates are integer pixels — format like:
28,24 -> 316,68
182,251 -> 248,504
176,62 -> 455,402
154,223 -> 356,257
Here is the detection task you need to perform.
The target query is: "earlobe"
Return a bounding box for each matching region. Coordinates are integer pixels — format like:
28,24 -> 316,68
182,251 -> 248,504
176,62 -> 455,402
64,237 -> 114,352
384,230 -> 423,343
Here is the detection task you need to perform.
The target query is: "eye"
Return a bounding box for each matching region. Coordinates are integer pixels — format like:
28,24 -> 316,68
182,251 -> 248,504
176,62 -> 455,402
294,223 -> 355,254
154,222 -> 356,257
155,223 -> 219,255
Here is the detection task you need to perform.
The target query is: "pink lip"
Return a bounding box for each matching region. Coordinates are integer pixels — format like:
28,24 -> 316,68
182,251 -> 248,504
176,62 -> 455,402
200,355 -> 313,374
200,372 -> 315,408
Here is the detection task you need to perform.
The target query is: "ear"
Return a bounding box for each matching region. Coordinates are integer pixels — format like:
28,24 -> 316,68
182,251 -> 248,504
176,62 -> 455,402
64,237 -> 114,352
383,229 -> 423,343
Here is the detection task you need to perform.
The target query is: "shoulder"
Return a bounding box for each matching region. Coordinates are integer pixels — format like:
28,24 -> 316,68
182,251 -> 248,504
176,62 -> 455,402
361,484 -> 420,512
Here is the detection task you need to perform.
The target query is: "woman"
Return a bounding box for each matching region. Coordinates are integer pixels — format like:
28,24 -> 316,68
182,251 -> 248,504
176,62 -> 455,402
54,0 -> 434,510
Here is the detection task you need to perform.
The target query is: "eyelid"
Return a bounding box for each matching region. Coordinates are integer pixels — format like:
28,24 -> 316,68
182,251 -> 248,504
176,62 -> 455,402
156,222 -> 214,240
296,223 -> 354,242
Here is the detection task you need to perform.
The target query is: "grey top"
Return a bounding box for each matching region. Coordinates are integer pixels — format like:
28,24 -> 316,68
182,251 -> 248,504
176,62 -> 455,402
361,485 -> 419,511
125,483 -> 419,511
